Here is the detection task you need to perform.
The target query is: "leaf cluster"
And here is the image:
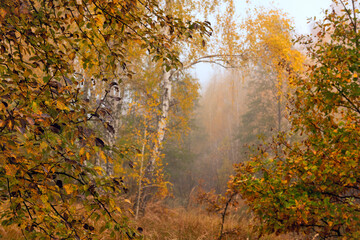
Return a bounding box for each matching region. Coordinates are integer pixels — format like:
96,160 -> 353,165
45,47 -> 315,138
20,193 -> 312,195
0,0 -> 211,238
232,1 -> 360,238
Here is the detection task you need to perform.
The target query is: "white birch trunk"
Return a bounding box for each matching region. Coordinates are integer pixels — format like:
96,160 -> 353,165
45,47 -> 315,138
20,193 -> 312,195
146,0 -> 173,172
136,0 -> 174,216
147,69 -> 172,172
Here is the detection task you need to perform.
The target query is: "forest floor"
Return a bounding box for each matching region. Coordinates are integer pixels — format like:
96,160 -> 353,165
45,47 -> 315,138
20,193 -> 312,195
135,202 -> 304,240
0,201 -> 305,240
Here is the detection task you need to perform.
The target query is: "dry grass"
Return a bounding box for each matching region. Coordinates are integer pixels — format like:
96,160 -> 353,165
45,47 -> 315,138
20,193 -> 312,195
137,203 -> 223,240
0,203 -> 20,240
0,201 -> 305,240
135,202 -> 304,240
0,225 -> 22,240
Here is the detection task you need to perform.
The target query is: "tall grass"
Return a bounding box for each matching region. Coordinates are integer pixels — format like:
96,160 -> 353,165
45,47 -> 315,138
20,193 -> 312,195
136,202 -> 304,240
0,201 -> 305,240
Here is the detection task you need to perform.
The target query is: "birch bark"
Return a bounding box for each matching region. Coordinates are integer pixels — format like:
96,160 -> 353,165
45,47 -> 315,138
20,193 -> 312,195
136,0 -> 174,215
146,69 -> 173,172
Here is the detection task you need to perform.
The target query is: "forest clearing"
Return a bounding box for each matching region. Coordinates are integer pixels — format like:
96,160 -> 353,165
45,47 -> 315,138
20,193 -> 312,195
0,0 -> 359,239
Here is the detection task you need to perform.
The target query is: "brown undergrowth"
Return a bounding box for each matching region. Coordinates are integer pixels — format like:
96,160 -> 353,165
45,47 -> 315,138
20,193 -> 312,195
0,200 -> 135,240
135,202 -> 304,240
0,201 -> 305,240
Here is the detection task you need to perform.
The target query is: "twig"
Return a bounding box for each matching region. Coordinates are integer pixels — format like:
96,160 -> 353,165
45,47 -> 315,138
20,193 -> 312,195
218,193 -> 237,240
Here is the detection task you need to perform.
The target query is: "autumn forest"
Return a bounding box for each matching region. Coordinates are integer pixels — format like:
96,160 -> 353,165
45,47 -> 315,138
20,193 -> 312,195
0,0 -> 359,239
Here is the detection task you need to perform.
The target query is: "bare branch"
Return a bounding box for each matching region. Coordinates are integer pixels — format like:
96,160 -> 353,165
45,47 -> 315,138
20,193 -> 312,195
171,53 -> 247,79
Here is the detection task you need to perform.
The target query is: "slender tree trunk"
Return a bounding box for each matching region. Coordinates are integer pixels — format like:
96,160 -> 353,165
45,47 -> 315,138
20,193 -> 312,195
135,128 -> 147,219
136,0 -> 175,215
147,69 -> 172,172
277,97 -> 281,132
136,69 -> 173,216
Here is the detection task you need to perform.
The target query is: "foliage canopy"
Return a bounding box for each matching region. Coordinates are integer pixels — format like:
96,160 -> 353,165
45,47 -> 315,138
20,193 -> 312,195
232,0 -> 360,238
0,0 -> 210,238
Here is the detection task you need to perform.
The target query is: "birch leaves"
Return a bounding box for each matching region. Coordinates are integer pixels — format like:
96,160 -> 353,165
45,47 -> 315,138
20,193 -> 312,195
0,0 -> 210,238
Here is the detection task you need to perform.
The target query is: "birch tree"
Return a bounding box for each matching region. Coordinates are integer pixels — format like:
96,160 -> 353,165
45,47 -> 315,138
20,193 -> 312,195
0,0 -> 211,238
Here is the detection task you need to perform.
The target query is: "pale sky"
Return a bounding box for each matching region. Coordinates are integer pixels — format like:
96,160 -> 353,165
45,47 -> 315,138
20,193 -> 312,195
193,0 -> 333,88
252,0 -> 333,34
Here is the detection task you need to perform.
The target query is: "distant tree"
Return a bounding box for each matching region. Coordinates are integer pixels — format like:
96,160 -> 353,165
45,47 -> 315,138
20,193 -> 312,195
196,7 -> 303,239
237,7 -> 302,150
238,66 -> 282,149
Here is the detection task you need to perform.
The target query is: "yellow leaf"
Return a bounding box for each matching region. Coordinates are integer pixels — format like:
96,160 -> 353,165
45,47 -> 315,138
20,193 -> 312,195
79,147 -> 85,156
0,8 -> 6,21
40,195 -> 48,204
99,151 -> 107,162
5,165 -> 17,175
109,198 -> 115,208
353,73 -> 358,78
63,184 -> 73,194
0,101 -> 5,111
94,166 -> 103,175
57,101 -> 69,111
40,141 -> 48,151
86,152 -> 90,160
24,70 -> 30,77
69,52 -> 75,60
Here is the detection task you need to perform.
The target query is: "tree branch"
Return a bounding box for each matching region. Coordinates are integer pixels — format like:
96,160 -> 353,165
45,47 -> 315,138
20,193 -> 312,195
171,53 -> 247,79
